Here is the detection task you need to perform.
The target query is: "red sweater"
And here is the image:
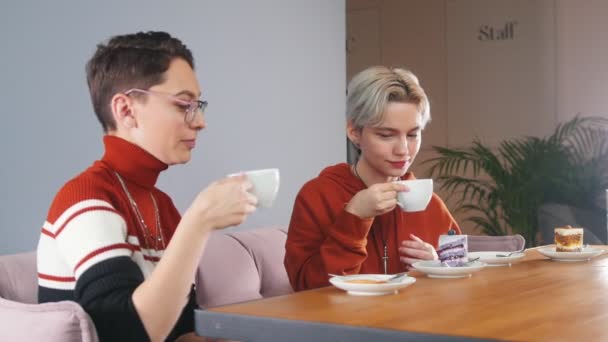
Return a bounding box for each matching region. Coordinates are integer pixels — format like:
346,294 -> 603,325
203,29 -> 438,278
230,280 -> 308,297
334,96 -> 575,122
284,163 -> 460,291
37,135 -> 194,341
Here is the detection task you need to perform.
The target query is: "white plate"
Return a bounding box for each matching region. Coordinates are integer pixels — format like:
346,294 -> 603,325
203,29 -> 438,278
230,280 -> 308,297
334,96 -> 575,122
329,274 -> 416,296
412,260 -> 486,278
468,251 -> 526,266
537,247 -> 604,262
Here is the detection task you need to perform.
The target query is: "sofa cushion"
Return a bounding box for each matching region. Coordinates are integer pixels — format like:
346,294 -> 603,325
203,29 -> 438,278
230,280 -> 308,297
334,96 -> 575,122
227,227 -> 293,298
196,227 -> 293,308
0,251 -> 37,303
0,297 -> 98,342
468,234 -> 525,252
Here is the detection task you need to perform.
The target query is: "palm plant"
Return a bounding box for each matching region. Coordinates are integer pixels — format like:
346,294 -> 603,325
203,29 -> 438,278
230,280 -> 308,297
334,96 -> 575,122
423,116 -> 608,246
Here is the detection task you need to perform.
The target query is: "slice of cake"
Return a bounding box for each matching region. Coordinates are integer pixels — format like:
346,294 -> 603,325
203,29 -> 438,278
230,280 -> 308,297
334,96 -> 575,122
554,225 -> 583,252
437,234 -> 468,267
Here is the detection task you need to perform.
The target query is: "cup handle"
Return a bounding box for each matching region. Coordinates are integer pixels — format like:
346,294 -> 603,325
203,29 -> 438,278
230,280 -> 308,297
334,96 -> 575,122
396,201 -> 404,209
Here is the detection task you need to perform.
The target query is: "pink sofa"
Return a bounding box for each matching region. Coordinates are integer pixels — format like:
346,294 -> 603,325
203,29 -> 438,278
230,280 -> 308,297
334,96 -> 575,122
1,227 -> 521,340
0,226 -> 293,341
197,226 -> 293,308
0,251 -> 99,341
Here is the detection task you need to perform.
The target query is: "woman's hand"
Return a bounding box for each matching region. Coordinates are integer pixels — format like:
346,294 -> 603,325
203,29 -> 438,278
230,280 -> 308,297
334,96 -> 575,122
398,234 -> 438,267
185,174 -> 258,231
345,182 -> 408,219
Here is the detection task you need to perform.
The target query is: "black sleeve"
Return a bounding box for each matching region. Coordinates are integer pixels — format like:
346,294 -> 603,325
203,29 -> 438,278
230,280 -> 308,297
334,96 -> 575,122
166,285 -> 197,341
75,257 -> 197,342
75,257 -> 149,342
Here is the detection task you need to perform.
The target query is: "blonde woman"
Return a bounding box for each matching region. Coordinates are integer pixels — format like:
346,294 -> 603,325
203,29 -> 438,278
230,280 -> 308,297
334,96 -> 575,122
285,66 -> 460,291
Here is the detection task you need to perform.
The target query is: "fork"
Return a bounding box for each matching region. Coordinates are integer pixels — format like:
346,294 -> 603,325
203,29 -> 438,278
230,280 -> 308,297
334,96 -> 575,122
496,249 -> 525,257
328,272 -> 409,282
386,272 -> 409,282
441,257 -> 480,267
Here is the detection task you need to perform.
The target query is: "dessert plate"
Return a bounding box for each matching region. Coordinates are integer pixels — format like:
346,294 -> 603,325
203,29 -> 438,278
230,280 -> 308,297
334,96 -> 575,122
329,274 -> 416,296
412,260 -> 486,278
468,251 -> 526,266
537,247 -> 604,262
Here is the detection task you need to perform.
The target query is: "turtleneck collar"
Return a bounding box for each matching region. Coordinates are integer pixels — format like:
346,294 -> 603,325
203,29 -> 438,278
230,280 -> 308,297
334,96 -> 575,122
101,135 -> 168,189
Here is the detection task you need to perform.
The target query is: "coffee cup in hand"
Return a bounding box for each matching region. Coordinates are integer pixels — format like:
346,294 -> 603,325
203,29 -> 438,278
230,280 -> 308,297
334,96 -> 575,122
229,168 -> 280,208
394,179 -> 433,212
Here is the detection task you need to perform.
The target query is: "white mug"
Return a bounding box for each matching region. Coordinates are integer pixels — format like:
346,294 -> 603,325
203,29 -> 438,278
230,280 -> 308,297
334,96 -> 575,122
394,179 -> 433,212
229,168 -> 280,208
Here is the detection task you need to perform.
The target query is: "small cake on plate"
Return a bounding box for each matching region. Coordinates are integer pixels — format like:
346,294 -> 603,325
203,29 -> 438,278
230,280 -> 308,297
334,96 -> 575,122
437,234 -> 468,267
554,225 -> 583,252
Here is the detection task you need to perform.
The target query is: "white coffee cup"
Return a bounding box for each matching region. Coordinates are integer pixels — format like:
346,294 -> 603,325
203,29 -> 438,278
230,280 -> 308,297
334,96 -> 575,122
394,179 -> 433,212
229,168 -> 280,208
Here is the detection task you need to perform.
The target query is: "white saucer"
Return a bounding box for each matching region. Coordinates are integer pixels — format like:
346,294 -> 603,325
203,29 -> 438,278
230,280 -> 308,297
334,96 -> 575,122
468,251 -> 526,267
412,260 -> 486,278
537,247 -> 604,262
329,274 -> 416,296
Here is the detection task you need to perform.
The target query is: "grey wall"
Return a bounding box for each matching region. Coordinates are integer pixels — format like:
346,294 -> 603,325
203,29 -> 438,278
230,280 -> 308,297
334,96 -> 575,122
0,0 -> 346,254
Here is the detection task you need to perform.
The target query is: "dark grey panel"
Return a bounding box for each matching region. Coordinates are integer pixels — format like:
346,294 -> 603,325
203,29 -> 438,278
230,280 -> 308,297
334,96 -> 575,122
195,309 -> 495,342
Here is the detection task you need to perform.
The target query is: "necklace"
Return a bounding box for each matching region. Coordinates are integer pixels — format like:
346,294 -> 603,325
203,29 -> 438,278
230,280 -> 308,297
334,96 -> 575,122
381,232 -> 389,274
351,162 -> 390,274
351,162 -> 366,187
113,171 -> 166,251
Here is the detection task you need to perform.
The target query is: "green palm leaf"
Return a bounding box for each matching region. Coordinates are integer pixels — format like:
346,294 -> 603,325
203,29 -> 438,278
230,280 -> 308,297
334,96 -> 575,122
423,115 -> 608,246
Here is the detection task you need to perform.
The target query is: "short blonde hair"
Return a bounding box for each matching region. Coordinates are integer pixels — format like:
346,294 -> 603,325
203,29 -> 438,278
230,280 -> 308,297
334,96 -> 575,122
346,66 -> 430,162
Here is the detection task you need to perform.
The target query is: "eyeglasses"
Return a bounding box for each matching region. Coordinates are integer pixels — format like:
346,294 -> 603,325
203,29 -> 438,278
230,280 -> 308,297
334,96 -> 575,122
124,88 -> 208,124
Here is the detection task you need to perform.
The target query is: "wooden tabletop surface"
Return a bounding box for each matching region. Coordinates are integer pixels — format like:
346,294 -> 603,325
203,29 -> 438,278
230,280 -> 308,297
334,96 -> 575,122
207,246 -> 608,341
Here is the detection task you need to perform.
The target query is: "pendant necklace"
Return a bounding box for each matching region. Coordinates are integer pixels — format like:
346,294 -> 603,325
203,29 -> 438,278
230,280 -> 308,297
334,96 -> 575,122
113,171 -> 166,251
352,163 -> 390,274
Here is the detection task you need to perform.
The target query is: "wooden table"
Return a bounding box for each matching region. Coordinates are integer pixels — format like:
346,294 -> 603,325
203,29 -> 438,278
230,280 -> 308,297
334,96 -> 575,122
195,246 -> 608,341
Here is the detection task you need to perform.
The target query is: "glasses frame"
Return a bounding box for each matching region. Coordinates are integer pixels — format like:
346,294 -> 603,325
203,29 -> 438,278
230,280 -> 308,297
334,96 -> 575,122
124,88 -> 207,124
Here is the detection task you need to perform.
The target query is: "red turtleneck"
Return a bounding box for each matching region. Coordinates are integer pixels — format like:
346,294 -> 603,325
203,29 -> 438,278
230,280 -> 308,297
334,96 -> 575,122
284,163 -> 460,291
37,135 -> 194,341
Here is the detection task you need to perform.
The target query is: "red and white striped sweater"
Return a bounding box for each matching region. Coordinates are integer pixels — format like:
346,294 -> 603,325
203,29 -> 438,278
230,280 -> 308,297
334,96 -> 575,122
37,135 -> 195,341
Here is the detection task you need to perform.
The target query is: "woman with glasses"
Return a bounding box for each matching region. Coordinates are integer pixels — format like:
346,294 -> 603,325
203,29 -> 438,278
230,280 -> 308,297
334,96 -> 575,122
284,66 -> 461,291
36,31 -> 255,341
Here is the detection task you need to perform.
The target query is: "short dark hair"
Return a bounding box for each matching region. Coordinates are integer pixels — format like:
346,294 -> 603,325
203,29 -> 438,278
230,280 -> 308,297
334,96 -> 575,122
86,31 -> 194,132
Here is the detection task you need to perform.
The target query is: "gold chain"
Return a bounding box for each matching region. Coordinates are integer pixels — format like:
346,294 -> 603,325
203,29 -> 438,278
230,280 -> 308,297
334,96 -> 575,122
351,162 -> 367,187
113,171 -> 166,251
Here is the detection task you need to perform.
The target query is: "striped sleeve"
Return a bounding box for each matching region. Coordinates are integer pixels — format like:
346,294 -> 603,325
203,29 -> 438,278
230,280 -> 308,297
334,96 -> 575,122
48,198 -> 133,279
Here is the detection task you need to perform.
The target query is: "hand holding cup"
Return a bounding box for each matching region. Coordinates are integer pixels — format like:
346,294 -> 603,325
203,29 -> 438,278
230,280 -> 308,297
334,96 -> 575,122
228,168 -> 280,208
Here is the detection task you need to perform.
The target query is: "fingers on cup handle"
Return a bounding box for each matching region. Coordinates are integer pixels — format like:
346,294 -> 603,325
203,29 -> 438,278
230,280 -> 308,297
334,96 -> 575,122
246,192 -> 258,207
240,179 -> 254,192
393,182 -> 409,192
224,173 -> 252,190
245,203 -> 257,214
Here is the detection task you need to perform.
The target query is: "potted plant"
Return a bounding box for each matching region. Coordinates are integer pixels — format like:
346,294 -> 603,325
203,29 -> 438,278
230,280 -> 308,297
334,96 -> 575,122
423,116 -> 608,246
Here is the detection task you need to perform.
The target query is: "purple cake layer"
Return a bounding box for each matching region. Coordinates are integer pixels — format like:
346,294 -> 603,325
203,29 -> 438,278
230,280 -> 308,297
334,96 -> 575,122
437,235 -> 468,267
